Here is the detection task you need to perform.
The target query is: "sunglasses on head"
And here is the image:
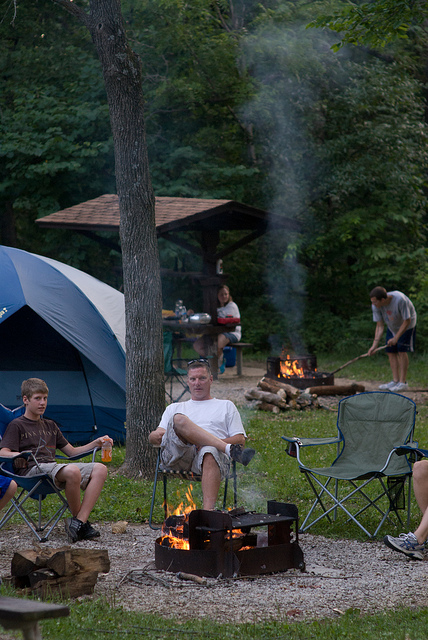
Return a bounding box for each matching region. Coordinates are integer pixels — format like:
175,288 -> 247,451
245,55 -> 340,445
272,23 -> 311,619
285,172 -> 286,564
187,358 -> 210,366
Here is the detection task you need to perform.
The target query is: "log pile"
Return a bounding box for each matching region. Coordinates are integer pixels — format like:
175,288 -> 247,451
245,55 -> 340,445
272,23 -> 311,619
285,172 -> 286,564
9,546 -> 110,598
245,376 -> 365,413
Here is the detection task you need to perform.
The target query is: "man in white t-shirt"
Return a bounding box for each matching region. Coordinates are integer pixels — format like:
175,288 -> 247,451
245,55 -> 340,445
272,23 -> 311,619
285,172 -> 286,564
367,286 -> 417,393
149,359 -> 255,509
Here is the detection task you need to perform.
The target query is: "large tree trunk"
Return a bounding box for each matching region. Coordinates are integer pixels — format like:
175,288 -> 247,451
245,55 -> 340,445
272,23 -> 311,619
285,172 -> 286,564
53,0 -> 164,477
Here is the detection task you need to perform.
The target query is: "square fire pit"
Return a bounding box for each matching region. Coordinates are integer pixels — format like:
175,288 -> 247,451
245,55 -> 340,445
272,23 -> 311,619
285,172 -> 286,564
155,501 -> 305,578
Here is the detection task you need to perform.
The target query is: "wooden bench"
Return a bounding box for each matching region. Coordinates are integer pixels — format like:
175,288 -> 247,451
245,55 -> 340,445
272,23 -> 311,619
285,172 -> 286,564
0,596 -> 69,640
232,342 -> 253,376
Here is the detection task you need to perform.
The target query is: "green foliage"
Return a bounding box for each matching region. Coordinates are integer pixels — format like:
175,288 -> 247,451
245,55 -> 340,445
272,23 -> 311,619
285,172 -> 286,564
308,0 -> 428,50
0,0 -> 120,282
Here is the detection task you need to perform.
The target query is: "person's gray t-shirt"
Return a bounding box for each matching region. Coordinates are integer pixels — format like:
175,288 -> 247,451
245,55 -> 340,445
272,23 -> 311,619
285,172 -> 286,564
372,291 -> 417,334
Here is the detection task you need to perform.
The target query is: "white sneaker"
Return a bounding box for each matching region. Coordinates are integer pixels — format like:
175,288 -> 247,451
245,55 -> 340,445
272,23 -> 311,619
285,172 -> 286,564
379,381 -> 397,390
390,382 -> 409,393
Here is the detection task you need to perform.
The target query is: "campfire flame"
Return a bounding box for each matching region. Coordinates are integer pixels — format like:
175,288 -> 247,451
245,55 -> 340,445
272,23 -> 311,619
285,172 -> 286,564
278,351 -> 317,379
160,485 -> 197,550
279,354 -> 305,378
159,487 -> 250,551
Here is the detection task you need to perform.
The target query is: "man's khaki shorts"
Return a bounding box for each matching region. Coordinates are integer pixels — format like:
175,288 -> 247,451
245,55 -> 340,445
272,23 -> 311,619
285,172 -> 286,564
26,462 -> 95,490
160,426 -> 230,479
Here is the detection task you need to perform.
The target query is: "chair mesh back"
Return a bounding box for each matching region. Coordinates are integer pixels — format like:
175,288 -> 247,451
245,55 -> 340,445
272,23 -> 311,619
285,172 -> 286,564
335,392 -> 416,477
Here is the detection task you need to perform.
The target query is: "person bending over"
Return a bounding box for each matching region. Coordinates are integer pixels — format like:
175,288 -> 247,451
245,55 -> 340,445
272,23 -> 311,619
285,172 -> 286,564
367,286 -> 416,393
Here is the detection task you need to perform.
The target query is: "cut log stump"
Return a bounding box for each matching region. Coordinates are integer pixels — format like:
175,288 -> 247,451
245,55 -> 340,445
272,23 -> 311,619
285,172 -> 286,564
10,547 -> 110,598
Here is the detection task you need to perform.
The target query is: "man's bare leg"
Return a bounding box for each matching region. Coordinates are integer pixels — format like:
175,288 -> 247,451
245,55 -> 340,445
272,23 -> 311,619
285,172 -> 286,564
397,352 -> 409,384
387,352 -> 399,382
173,414 -> 231,452
201,453 -> 221,510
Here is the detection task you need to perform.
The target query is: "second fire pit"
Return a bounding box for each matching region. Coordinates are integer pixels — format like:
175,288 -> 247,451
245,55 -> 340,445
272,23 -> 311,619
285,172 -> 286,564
266,355 -> 334,389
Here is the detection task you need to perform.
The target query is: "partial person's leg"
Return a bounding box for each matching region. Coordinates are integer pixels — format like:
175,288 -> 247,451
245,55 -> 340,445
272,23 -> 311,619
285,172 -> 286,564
397,352 -> 409,384
217,333 -> 230,359
0,480 -> 16,510
387,352 -> 399,383
193,337 -> 205,356
413,460 -> 428,543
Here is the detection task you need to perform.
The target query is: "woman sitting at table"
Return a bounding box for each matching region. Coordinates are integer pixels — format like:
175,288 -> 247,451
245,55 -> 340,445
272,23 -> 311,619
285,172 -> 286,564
194,285 -> 241,374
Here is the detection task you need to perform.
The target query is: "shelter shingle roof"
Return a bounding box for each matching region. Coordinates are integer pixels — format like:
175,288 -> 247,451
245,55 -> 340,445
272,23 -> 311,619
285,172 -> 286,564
35,194 -> 298,235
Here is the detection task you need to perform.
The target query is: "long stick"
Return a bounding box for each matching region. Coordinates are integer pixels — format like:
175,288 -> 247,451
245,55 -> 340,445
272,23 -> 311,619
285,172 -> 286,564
330,345 -> 387,375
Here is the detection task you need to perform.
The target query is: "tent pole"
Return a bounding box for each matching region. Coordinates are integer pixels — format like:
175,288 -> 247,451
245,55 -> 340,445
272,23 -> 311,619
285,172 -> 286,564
77,352 -> 98,434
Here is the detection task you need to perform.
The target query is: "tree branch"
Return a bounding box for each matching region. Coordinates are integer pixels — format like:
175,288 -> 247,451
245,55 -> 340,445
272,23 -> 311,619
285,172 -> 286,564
51,0 -> 90,27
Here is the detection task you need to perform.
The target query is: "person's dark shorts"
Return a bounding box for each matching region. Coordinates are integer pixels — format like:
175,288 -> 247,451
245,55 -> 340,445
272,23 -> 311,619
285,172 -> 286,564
223,333 -> 239,343
385,327 -> 416,353
0,476 -> 12,499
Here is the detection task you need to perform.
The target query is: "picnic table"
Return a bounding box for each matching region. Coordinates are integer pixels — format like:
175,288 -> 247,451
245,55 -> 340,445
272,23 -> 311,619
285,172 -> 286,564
0,596 -> 69,639
163,319 -> 237,378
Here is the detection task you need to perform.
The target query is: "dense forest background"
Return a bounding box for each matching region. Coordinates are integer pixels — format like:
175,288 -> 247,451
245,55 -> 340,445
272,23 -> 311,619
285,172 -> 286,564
2,0 -> 428,356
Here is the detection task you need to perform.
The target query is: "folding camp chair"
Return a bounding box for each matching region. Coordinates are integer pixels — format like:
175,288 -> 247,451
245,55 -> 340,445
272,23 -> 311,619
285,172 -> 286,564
0,403 -> 98,542
149,449 -> 238,529
282,391 -> 416,538
0,449 -> 99,543
164,330 -> 189,403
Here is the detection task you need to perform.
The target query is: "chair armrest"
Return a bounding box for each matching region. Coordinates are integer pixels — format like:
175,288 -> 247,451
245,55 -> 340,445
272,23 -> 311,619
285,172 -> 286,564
281,436 -> 341,447
281,435 -> 342,465
393,442 -> 428,461
56,448 -> 99,463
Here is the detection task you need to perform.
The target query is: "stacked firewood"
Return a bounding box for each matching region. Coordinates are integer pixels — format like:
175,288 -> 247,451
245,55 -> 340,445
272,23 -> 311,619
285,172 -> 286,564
244,376 -> 365,413
9,546 -> 110,598
244,377 -> 319,413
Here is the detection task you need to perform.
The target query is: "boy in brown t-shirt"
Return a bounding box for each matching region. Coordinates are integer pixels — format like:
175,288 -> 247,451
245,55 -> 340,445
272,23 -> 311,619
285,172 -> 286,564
0,378 -> 112,543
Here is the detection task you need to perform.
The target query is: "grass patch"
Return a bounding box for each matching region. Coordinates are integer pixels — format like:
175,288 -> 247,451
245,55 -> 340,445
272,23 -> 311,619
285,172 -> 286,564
8,595 -> 428,639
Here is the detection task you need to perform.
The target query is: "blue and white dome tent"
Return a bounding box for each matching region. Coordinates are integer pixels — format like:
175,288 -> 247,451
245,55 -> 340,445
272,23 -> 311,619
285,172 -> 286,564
0,245 -> 126,444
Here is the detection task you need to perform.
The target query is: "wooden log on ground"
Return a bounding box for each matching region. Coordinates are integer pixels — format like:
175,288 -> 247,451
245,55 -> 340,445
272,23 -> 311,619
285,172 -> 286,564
11,547 -> 110,599
245,388 -> 288,409
11,547 -> 68,578
306,383 -> 365,396
258,401 -> 281,414
46,548 -> 110,576
31,570 -> 100,598
258,377 -> 300,399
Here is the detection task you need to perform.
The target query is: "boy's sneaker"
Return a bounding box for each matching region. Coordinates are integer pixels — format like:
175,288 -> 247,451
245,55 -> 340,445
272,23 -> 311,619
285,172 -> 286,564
390,382 -> 409,393
229,444 -> 255,466
79,521 -> 100,540
64,516 -> 84,543
379,381 -> 397,390
383,532 -> 424,560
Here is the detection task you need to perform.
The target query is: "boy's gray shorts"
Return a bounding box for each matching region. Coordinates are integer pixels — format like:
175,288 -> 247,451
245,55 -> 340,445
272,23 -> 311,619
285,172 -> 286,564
160,426 -> 230,479
26,462 -> 95,490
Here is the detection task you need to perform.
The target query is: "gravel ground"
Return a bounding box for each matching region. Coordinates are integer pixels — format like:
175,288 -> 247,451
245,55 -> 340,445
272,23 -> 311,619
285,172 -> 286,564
1,521 -> 428,624
1,365 -> 427,626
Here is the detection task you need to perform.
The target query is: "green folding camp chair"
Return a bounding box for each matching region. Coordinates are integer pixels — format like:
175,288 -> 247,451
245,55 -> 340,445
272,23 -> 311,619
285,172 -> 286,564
282,391 -> 416,538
